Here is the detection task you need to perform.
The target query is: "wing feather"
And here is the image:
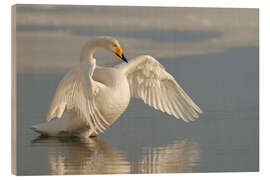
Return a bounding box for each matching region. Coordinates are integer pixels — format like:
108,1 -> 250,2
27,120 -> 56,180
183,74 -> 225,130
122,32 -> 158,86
46,61 -> 109,134
117,55 -> 202,122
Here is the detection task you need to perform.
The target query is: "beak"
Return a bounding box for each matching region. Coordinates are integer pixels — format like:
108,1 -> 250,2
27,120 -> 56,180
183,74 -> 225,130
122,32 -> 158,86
119,53 -> 128,63
115,46 -> 128,63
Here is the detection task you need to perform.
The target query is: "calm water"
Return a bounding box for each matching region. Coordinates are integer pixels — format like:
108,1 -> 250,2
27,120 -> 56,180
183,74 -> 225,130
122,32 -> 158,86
16,47 -> 259,175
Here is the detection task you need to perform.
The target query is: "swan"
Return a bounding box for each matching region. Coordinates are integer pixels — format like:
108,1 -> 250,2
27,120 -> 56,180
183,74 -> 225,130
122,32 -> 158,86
32,36 -> 202,138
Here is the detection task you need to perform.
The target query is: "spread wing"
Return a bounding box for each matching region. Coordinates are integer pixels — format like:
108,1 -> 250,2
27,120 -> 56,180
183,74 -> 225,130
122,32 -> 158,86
117,55 -> 202,122
46,61 -> 109,134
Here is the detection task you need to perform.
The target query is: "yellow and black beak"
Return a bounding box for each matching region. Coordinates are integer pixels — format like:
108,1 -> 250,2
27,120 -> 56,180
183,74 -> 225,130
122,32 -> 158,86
115,46 -> 128,63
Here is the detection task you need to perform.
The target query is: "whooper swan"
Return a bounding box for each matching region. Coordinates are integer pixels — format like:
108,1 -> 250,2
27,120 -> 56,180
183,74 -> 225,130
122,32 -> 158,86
32,36 -> 202,137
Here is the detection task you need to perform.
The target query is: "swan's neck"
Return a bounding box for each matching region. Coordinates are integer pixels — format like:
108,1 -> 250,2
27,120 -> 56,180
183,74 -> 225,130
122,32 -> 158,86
88,47 -> 96,60
80,41 -> 99,79
80,39 -> 103,62
89,58 -> 96,77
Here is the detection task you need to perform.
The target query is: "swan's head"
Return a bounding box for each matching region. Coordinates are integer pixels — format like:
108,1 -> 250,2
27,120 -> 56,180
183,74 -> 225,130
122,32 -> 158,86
101,37 -> 128,63
80,36 -> 128,63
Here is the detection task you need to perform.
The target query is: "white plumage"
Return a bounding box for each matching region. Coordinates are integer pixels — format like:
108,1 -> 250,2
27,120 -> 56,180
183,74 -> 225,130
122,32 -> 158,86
32,36 -> 202,137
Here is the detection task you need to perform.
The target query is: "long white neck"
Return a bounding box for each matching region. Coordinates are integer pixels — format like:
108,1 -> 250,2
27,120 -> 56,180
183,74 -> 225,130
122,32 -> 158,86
80,38 -> 104,62
89,58 -> 96,77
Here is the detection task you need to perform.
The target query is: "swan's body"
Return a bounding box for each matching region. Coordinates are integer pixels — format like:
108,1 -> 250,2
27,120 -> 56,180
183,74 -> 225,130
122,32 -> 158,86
32,37 -> 202,137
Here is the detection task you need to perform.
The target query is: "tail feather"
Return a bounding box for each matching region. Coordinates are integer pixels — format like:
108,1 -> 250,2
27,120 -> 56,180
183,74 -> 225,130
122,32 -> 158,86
31,120 -> 65,137
32,112 -> 96,138
31,124 -> 49,136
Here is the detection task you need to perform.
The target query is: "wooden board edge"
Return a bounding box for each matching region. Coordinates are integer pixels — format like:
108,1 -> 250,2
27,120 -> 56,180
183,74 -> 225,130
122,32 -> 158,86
11,4 -> 17,175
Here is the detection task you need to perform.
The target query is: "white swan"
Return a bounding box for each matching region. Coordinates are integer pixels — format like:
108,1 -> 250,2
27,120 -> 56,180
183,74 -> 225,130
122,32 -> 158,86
32,36 -> 202,137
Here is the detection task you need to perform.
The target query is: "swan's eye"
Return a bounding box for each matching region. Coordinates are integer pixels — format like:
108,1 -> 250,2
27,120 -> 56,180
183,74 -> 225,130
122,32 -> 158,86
113,44 -> 117,47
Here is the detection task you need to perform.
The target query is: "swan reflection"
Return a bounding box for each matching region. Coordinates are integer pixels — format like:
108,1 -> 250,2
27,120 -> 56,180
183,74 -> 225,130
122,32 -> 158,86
32,137 -> 199,174
32,137 -> 130,175
137,139 -> 200,173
